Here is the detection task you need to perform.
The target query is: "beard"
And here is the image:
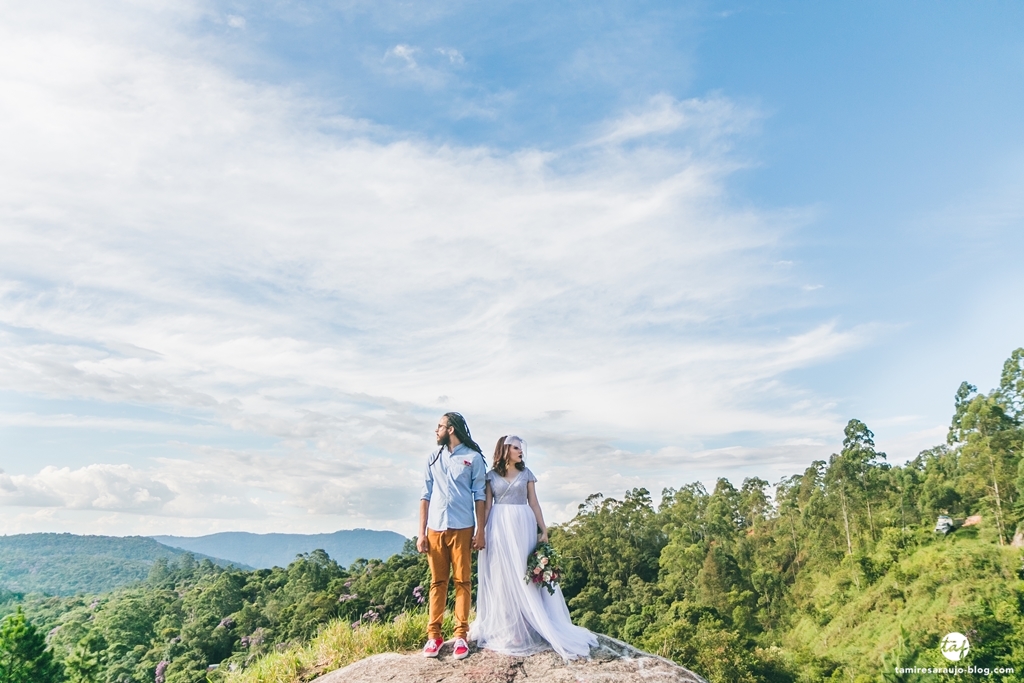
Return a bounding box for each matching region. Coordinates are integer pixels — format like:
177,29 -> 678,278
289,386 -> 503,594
436,432 -> 451,448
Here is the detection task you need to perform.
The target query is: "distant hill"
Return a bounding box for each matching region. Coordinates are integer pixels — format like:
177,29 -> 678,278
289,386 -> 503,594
0,533 -> 246,596
151,529 -> 409,569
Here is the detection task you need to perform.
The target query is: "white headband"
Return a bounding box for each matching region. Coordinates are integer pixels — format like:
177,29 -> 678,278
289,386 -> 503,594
505,435 -> 526,458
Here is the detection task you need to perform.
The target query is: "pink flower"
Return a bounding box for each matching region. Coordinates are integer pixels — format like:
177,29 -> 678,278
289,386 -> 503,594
541,557 -> 549,566
463,460 -> 472,466
534,567 -> 542,575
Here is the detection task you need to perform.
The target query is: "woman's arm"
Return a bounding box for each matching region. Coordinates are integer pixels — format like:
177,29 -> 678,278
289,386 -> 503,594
526,480 -> 548,543
484,480 -> 493,520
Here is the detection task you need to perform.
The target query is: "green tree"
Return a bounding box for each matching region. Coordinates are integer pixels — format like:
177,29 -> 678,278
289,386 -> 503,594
824,420 -> 887,557
948,374 -> 1022,544
63,632 -> 106,683
999,348 -> 1024,534
774,475 -> 805,573
998,348 -> 1024,422
0,608 -> 62,683
913,445 -> 961,518
553,488 -> 666,636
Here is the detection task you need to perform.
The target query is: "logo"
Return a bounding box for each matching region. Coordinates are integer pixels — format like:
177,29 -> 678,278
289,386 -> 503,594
940,632 -> 970,662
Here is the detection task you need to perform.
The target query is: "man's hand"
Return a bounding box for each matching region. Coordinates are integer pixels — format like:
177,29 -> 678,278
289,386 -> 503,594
417,534 -> 429,553
472,528 -> 486,550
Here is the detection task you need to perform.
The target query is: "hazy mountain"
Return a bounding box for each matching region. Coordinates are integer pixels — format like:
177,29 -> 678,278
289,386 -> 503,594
0,533 -> 246,596
150,529 -> 409,569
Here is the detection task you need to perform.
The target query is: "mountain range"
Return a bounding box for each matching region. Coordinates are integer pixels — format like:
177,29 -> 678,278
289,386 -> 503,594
0,528 -> 408,596
150,529 -> 408,569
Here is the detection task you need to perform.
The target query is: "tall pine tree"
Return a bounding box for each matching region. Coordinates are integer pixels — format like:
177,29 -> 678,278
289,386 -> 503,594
0,608 -> 63,683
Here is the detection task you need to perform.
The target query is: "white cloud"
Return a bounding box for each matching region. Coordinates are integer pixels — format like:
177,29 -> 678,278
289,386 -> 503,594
385,43 -> 419,68
0,465 -> 174,512
382,44 -> 468,88
0,449 -> 404,517
592,93 -> 760,147
437,47 -> 464,65
0,0 -> 873,534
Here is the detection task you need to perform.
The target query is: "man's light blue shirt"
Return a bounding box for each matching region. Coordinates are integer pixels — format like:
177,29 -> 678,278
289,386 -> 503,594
420,443 -> 487,531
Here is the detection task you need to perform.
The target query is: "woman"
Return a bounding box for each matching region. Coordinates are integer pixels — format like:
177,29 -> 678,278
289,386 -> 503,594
469,435 -> 597,659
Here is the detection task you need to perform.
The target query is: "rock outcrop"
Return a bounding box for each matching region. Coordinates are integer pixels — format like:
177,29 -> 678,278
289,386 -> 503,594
315,634 -> 708,683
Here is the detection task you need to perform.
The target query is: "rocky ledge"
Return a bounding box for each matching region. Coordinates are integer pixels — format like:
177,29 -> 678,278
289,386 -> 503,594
315,634 -> 708,683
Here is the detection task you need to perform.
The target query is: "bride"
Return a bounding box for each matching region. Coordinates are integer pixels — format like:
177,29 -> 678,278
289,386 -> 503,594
469,435 -> 597,659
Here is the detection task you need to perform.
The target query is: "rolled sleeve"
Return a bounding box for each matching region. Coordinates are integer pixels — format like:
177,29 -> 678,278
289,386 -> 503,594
421,456 -> 434,501
471,454 -> 487,502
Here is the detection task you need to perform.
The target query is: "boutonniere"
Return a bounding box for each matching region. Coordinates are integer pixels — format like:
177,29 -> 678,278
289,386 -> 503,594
462,459 -> 472,466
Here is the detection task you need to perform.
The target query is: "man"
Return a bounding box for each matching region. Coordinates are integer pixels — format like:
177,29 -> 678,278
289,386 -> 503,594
418,412 -> 487,660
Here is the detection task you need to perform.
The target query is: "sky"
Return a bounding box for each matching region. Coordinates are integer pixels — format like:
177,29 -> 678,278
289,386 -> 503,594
1,0 -> 1022,538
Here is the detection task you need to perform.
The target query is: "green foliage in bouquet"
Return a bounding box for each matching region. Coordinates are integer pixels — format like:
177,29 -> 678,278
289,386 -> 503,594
525,542 -> 564,595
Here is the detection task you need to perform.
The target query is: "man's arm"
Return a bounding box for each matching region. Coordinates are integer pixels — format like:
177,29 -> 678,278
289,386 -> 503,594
417,498 -> 430,553
418,455 -> 434,553
471,456 -> 487,550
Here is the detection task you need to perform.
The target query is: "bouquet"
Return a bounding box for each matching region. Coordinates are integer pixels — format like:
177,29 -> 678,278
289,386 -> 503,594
524,542 -> 563,595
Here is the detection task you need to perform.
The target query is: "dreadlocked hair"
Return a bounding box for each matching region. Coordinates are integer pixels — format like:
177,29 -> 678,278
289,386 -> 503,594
443,412 -> 482,454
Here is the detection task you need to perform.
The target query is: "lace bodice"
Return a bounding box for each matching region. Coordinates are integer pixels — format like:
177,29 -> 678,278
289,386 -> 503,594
487,468 -> 536,505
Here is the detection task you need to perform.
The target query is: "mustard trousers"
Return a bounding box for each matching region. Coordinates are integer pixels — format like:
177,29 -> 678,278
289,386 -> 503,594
426,527 -> 473,640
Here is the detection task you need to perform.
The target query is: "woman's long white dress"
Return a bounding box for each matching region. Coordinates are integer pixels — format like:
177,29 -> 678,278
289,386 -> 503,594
469,468 -> 597,659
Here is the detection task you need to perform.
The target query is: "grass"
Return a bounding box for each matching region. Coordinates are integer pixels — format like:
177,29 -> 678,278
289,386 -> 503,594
225,611 -> 460,683
784,531 -> 1024,680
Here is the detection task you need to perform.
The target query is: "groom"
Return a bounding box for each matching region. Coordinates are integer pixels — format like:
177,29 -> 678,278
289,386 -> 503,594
418,412 -> 487,660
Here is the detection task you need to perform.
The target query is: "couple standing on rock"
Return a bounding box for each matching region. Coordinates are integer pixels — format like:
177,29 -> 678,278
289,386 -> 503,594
417,412 -> 597,661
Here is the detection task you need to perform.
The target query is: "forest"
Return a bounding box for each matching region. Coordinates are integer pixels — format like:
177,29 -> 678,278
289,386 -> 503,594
0,535 -> 242,596
1,349 -> 1022,683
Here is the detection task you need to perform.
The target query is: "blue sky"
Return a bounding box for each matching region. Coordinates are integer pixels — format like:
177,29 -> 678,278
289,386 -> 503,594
0,0 -> 1022,536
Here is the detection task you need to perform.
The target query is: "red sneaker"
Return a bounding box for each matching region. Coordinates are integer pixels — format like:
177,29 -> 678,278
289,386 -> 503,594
452,637 -> 470,660
422,638 -> 443,658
